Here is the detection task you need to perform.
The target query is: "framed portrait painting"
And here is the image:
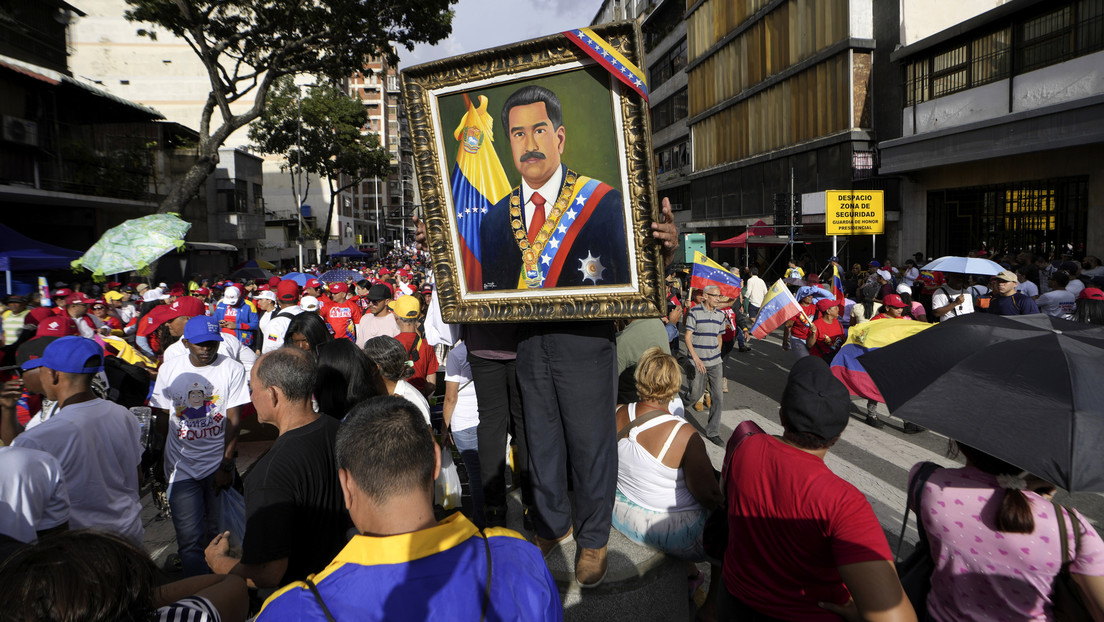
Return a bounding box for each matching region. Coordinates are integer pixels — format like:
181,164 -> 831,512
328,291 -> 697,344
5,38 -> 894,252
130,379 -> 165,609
401,21 -> 665,323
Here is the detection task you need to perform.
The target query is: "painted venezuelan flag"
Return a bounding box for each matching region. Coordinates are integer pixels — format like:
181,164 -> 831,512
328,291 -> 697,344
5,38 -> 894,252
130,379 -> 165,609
830,318 -> 932,401
690,251 -> 742,300
749,279 -> 805,339
450,94 -> 512,291
562,27 -> 649,101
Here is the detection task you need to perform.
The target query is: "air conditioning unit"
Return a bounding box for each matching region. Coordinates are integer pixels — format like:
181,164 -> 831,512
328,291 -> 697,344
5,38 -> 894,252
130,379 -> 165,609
2,116 -> 39,147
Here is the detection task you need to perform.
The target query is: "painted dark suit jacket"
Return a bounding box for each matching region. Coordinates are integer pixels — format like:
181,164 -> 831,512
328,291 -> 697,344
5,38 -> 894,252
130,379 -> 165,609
478,165 -> 629,291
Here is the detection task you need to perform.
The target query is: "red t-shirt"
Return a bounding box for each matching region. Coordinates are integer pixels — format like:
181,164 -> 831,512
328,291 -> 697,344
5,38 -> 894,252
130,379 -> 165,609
809,317 -> 844,361
790,303 -> 817,340
321,300 -> 363,341
393,331 -> 438,392
723,434 -> 892,619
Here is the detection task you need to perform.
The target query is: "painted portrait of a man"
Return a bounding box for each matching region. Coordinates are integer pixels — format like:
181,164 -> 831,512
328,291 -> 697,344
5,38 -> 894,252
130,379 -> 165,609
478,85 -> 629,291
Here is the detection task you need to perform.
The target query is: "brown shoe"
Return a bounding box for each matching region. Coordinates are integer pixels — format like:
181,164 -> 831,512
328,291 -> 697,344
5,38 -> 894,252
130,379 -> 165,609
576,546 -> 609,587
703,393 -> 712,408
693,400 -> 704,412
532,526 -> 572,559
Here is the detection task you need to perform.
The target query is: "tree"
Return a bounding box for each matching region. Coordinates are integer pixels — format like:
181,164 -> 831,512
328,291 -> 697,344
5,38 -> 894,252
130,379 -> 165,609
248,76 -> 391,262
123,0 -> 455,214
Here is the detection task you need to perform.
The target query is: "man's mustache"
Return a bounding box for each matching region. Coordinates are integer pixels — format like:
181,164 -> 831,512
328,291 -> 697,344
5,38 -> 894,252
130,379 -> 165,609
520,150 -> 546,162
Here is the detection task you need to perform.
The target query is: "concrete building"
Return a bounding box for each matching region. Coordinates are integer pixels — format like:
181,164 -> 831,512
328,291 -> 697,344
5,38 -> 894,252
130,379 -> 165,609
879,0 -> 1104,259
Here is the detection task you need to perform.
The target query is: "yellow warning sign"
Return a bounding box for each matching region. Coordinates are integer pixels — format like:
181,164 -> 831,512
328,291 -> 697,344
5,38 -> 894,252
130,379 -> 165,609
825,190 -> 884,235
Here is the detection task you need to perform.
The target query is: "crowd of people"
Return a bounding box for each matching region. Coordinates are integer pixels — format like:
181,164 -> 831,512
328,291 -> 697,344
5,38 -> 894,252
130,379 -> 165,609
2,232 -> 1104,621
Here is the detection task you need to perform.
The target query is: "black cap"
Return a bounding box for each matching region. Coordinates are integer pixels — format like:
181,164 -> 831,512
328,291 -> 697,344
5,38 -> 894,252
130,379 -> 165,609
781,356 -> 850,440
16,336 -> 60,370
367,284 -> 391,301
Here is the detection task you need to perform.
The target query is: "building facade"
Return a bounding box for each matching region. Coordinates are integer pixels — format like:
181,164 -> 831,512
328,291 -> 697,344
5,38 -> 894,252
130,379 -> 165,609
880,0 -> 1104,259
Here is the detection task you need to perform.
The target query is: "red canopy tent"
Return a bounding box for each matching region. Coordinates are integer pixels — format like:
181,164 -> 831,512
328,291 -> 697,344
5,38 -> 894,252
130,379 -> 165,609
711,220 -> 796,247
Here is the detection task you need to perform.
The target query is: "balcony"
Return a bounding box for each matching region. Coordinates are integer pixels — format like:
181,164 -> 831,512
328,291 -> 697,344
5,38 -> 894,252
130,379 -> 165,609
217,212 -> 264,241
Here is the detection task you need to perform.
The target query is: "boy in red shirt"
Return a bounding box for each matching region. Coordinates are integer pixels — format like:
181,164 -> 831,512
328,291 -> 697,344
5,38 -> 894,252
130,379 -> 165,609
320,283 -> 362,342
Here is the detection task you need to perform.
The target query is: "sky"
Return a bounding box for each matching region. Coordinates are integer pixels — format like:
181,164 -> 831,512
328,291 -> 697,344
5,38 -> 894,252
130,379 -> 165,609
397,0 -> 604,68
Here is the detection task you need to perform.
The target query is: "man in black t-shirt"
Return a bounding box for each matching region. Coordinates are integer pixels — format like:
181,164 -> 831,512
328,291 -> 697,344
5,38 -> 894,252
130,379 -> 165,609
205,348 -> 349,588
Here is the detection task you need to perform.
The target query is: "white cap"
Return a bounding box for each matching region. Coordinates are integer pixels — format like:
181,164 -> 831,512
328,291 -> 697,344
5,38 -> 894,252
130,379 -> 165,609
896,283 -> 912,295
142,288 -> 168,303
255,290 -> 277,302
300,295 -> 319,311
222,286 -> 240,305
877,269 -> 892,280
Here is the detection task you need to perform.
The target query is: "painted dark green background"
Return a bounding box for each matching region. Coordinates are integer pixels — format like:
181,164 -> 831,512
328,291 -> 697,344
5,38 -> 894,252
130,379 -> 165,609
437,65 -> 622,192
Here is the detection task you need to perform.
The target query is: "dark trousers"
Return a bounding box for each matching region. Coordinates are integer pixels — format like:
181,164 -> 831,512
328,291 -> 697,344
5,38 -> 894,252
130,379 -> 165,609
467,353 -> 531,511
716,574 -> 787,622
517,322 -> 617,549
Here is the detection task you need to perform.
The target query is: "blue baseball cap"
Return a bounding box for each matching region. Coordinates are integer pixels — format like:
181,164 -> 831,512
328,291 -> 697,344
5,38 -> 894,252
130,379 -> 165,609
23,336 -> 103,374
183,315 -> 223,344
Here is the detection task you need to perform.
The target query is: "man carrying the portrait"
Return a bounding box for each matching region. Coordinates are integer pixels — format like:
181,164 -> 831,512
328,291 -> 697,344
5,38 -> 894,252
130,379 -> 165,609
478,85 -> 630,291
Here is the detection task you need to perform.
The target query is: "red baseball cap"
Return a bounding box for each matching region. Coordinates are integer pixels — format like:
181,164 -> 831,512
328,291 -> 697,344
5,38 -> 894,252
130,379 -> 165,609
36,317 -> 78,337
194,287 -> 211,296
378,268 -> 391,276
257,284 -> 271,292
65,293 -> 94,306
883,294 -> 908,308
268,276 -> 282,287
305,278 -> 322,289
137,305 -> 174,337
1078,288 -> 1104,301
277,280 -> 301,302
53,288 -> 73,298
329,282 -> 348,294
164,296 -> 206,320
815,298 -> 837,312
105,281 -> 121,288
169,286 -> 186,297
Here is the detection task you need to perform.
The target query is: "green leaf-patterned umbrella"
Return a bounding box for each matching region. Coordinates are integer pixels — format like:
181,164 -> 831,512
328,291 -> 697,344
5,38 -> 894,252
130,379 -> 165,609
73,213 -> 192,280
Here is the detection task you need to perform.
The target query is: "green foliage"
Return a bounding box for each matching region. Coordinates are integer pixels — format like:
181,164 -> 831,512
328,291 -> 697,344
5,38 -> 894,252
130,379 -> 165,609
248,76 -> 391,184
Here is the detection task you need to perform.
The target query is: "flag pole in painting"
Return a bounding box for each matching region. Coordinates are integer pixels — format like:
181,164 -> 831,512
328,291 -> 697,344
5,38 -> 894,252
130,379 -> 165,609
748,279 -> 806,339
450,94 -> 512,291
690,251 -> 742,300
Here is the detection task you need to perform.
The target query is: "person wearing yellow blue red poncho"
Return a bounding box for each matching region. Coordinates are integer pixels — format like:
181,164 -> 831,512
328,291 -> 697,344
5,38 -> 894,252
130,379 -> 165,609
254,395 -> 562,621
478,85 -> 629,292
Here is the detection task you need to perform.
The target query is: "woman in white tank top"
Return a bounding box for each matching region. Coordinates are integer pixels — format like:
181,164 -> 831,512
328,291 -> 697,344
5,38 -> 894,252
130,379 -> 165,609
613,347 -> 724,619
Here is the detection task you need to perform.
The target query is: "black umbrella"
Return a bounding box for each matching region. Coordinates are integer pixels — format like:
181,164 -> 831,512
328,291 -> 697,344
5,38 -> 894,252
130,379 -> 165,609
859,313 -> 1104,492
229,267 -> 273,281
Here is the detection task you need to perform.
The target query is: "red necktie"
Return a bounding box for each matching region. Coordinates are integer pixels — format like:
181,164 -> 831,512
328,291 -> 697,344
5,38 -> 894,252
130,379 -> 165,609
528,192 -> 546,244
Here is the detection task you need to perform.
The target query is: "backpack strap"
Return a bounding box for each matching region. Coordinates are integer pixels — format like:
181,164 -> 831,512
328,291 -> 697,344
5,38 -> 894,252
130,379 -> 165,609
304,576 -> 337,622
719,420 -> 765,490
478,527 -> 493,622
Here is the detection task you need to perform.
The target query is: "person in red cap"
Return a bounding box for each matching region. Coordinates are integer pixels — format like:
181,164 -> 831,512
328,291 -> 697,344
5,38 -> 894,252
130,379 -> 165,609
267,276 -> 282,289
395,270 -> 414,297
135,305 -> 174,359
319,282 -> 361,342
88,299 -> 123,335
261,281 -> 305,353
871,294 -> 911,321
303,279 -> 324,300
806,297 -> 844,362
61,293 -> 97,339
48,288 -> 73,312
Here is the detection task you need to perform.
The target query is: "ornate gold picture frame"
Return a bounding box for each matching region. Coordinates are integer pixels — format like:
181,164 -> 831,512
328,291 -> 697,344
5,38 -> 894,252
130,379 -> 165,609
401,21 -> 664,323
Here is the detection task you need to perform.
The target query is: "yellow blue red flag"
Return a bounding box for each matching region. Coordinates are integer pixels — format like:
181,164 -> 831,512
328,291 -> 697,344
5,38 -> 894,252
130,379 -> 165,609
450,94 -> 511,291
830,318 -> 932,401
690,251 -> 742,300
749,279 -> 806,339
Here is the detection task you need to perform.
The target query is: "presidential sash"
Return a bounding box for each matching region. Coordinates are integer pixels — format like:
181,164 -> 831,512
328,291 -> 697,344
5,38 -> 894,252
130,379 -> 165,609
509,169 -> 610,289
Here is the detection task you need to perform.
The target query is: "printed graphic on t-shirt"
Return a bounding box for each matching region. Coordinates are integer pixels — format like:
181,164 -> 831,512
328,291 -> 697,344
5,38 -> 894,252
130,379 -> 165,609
172,380 -> 225,439
222,306 -> 239,333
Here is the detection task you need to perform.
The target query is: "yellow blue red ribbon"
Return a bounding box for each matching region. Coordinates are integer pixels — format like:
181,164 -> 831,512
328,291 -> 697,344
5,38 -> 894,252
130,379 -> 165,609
562,27 -> 649,101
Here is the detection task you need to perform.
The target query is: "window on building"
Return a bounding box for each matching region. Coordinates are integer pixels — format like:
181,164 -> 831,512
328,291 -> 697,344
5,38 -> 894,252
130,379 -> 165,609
648,38 -> 687,90
904,0 -> 1104,106
652,88 -> 687,131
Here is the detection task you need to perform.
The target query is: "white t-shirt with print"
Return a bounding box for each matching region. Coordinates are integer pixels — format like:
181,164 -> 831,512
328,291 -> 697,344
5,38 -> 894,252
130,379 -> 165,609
12,398 -> 143,546
163,332 -> 257,374
1037,289 -> 1077,320
0,446 -> 70,543
444,342 -> 479,432
151,354 -> 251,483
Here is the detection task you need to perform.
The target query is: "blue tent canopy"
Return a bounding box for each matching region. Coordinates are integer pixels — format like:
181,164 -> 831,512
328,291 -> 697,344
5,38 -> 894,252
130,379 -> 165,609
0,224 -> 84,296
330,245 -> 368,258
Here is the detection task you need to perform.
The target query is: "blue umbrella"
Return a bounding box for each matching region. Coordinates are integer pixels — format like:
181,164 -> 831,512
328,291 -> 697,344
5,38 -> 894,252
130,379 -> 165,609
921,256 -> 1004,276
282,272 -> 308,286
319,269 -> 362,283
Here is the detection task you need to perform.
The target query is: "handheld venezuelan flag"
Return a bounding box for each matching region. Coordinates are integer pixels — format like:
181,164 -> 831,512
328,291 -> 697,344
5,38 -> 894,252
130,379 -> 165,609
832,264 -> 845,304
830,318 -> 932,401
450,94 -> 512,291
748,279 -> 805,339
690,251 -> 742,300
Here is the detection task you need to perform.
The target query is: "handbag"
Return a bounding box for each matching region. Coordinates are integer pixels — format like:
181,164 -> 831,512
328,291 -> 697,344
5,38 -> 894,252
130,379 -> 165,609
434,449 -> 462,510
1051,503 -> 1093,621
896,461 -> 940,619
702,420 -> 765,561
